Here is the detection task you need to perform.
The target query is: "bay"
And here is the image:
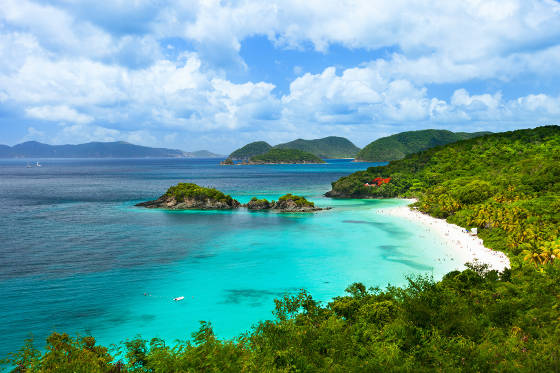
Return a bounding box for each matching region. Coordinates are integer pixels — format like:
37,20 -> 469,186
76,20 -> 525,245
0,158 -> 459,357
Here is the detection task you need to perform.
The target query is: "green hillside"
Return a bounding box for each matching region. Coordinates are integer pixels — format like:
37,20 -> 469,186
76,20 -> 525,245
229,141 -> 272,160
356,129 -> 491,161
275,136 -> 360,158
229,136 -> 360,160
328,125 -> 560,263
249,148 -> 325,164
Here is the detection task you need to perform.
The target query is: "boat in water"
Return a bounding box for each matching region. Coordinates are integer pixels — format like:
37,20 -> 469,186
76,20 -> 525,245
173,296 -> 185,301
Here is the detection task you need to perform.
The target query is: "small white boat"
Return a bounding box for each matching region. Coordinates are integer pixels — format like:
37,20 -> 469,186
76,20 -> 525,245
36,162 -> 42,167
173,296 -> 185,301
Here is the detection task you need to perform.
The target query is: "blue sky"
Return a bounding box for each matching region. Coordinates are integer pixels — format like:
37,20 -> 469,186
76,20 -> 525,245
1,1 -> 560,152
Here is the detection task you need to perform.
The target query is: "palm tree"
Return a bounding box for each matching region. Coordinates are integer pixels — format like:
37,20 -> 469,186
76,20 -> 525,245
521,242 -> 542,267
539,240 -> 560,264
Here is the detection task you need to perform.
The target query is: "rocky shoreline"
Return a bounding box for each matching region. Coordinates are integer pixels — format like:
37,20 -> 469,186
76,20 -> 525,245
135,195 -> 241,210
136,196 -> 330,212
246,198 -> 330,212
324,189 -> 371,198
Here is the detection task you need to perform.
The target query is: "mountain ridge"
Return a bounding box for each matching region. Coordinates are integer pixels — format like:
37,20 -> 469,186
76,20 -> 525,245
228,136 -> 360,160
0,141 -> 224,158
355,129 -> 492,162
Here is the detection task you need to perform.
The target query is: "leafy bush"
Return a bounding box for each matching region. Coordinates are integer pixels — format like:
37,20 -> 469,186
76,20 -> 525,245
165,183 -> 234,203
278,193 -> 315,207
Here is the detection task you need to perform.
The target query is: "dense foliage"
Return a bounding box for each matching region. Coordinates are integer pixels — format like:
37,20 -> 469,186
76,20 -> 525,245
250,196 -> 270,204
229,141 -> 272,160
356,129 -> 491,162
329,125 -> 560,267
4,126 -> 560,372
165,183 -> 235,204
249,148 -> 325,164
274,136 -> 360,158
5,264 -> 560,372
278,193 -> 315,207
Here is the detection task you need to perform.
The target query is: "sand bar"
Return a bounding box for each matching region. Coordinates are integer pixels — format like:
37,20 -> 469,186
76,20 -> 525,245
376,200 -> 510,272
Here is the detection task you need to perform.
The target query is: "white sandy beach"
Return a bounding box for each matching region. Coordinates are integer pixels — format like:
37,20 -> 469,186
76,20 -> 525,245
376,200 -> 510,272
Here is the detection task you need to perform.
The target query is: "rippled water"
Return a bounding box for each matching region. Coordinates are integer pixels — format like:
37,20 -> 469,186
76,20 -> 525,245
0,158 -> 459,357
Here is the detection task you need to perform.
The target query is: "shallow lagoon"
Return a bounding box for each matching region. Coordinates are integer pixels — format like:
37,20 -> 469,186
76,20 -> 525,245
0,159 -> 462,356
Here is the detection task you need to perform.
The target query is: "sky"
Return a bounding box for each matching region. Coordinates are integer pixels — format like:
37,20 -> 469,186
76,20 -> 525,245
1,0 -> 560,153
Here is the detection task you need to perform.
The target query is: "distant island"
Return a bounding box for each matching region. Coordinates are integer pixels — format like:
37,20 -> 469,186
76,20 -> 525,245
354,129 -> 491,162
227,136 -> 360,163
0,141 -> 224,158
225,132 -> 494,165
229,141 -> 273,161
222,148 -> 325,165
136,182 -> 327,212
273,136 -> 360,159
246,148 -> 325,164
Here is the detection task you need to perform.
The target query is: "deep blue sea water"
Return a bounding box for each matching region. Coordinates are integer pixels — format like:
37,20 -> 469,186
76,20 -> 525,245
0,158 -> 461,358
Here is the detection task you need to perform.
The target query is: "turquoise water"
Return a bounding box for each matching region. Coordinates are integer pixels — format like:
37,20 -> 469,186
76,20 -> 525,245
0,159 -> 459,357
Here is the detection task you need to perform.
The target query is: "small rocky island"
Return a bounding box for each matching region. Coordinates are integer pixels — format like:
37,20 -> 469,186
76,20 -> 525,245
135,182 -> 241,210
136,183 -> 329,212
247,194 -> 329,212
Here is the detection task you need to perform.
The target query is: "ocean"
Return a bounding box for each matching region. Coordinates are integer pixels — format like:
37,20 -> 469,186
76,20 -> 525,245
0,158 -> 461,357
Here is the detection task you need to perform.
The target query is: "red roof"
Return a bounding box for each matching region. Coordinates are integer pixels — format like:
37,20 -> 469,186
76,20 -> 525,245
367,177 -> 391,186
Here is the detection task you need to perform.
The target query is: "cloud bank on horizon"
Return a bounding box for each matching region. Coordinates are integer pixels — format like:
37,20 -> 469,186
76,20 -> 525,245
1,0 -> 559,152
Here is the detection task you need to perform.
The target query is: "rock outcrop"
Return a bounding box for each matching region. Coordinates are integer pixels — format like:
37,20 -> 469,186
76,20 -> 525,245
245,194 -> 330,212
272,199 -> 329,212
220,158 -> 234,165
136,195 -> 240,209
246,198 -> 272,210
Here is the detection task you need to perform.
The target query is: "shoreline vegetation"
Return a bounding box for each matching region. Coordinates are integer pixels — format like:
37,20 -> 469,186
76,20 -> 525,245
4,126 -> 560,371
135,183 -> 329,212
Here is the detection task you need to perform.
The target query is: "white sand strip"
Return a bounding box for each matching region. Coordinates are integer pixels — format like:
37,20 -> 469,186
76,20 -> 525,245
376,201 -> 510,272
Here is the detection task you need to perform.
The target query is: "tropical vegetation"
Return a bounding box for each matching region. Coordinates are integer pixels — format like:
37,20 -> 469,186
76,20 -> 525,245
165,183 -> 236,204
277,193 -> 315,207
355,129 -> 491,162
249,148 -> 325,164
